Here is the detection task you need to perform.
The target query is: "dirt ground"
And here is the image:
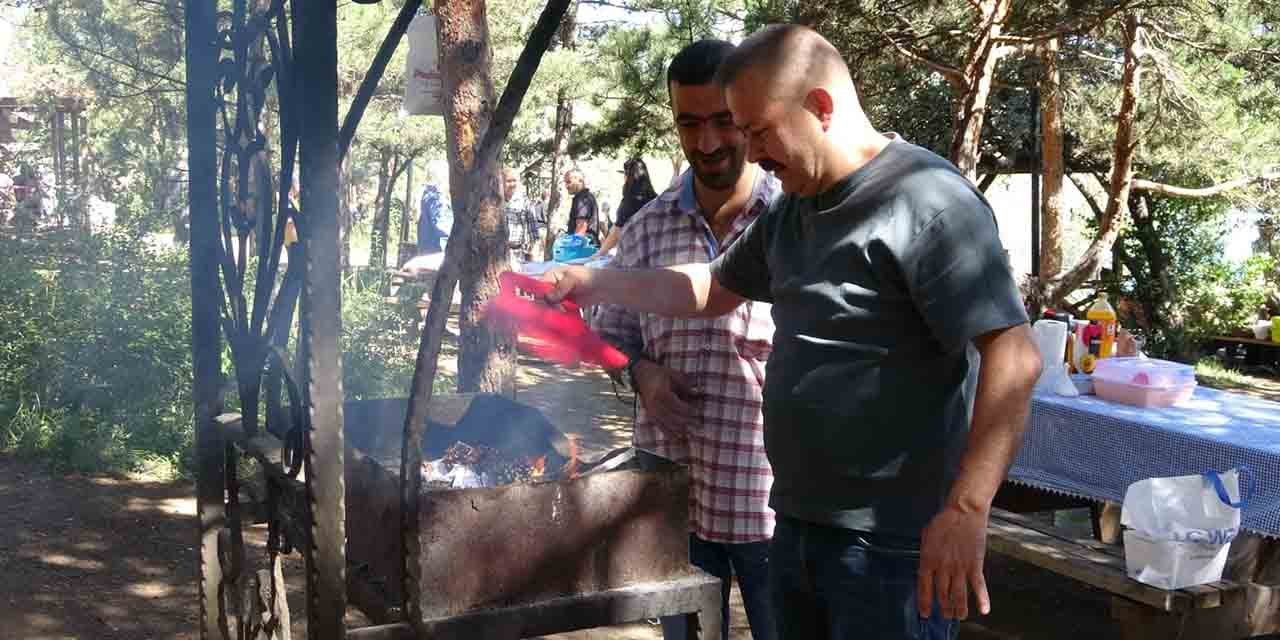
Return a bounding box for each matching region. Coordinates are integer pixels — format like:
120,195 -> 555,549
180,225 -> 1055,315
3,350 -> 1136,640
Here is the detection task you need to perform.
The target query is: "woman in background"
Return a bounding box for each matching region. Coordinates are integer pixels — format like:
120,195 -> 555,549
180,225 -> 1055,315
594,157 -> 657,257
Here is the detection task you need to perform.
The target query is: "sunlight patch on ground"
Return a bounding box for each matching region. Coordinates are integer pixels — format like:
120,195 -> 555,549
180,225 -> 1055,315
123,495 -> 196,517
125,580 -> 175,598
125,557 -> 173,577
72,540 -> 106,553
22,612 -> 59,631
28,552 -> 105,571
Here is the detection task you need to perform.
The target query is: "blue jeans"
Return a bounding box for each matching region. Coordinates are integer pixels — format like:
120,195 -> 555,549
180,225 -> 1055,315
770,517 -> 957,640
661,535 -> 776,640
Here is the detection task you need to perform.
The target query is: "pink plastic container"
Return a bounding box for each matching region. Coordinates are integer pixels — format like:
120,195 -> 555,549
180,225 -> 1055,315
1092,357 -> 1197,408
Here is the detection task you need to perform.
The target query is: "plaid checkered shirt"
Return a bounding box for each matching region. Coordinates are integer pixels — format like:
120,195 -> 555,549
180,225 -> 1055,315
592,169 -> 779,543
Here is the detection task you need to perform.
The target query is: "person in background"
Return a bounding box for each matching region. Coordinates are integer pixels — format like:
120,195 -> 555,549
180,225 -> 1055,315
11,164 -> 43,233
417,183 -> 452,255
548,25 -> 1042,640
0,172 -> 13,226
563,168 -> 600,247
595,157 -> 659,257
503,167 -> 544,262
591,39 -> 779,640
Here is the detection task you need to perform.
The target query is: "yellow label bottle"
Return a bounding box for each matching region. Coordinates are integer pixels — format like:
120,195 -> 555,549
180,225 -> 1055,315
1086,293 -> 1118,359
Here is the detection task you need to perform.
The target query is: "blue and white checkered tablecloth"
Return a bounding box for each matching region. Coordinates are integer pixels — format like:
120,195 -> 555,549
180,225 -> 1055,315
1010,386 -> 1280,538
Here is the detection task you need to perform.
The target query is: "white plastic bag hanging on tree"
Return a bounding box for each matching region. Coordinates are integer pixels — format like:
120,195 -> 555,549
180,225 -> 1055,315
403,11 -> 443,116
1120,467 -> 1251,590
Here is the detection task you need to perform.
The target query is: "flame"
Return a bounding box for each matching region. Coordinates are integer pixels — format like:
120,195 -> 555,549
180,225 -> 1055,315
564,434 -> 580,479
530,455 -> 547,478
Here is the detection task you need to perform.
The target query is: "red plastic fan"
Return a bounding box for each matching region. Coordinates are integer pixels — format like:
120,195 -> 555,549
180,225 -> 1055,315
486,271 -> 630,371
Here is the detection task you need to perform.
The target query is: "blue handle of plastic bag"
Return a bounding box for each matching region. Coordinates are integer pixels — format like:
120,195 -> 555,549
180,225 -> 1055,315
1202,466 -> 1253,509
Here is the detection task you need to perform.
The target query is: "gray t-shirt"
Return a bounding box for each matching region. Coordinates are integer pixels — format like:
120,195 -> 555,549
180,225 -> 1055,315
711,137 -> 1028,537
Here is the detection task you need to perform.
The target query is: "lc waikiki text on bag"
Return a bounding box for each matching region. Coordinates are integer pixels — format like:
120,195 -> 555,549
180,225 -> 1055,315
1121,467 -> 1251,590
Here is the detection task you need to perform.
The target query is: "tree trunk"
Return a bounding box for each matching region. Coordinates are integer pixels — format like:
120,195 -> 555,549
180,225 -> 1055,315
545,89 -> 574,243
1039,37 -> 1065,277
1129,193 -> 1168,330
398,0 -> 573,619
437,0 -> 516,395
948,0 -> 1013,182
369,149 -> 397,272
542,3 -> 577,258
338,152 -> 354,272
1043,12 -> 1143,305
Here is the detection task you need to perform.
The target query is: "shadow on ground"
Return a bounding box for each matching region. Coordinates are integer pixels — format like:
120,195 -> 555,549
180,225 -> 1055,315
2,346 -> 1133,639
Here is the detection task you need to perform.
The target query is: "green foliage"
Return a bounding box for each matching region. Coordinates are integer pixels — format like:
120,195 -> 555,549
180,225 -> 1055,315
568,0 -> 753,159
572,26 -> 683,158
1103,192 -> 1277,360
340,270 -> 455,400
1175,254 -> 1276,353
0,228 -> 454,473
342,271 -> 413,400
16,0 -> 189,239
0,232 -> 194,474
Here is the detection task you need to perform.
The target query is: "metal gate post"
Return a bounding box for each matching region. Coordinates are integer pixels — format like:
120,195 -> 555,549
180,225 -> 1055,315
294,0 -> 347,637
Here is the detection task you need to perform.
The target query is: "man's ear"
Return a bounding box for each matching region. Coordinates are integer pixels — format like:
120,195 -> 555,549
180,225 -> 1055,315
803,88 -> 835,131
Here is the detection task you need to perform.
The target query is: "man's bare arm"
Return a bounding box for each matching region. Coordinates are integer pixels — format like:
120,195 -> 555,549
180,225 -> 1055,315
544,263 -> 746,319
918,322 -> 1041,620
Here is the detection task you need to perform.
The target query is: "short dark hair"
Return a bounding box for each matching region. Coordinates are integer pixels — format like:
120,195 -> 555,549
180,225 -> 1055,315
715,24 -> 847,94
666,39 -> 736,94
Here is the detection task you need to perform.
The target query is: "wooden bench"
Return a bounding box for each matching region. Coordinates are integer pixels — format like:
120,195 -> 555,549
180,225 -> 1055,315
1212,335 -> 1280,367
987,508 -> 1280,639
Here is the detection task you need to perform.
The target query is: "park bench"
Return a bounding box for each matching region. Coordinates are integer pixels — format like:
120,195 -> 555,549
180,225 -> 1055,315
986,507 -> 1278,640
1212,335 -> 1280,367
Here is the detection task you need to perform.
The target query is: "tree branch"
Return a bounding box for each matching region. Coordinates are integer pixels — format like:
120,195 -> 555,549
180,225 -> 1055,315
48,15 -> 184,89
875,27 -> 967,89
997,1 -> 1130,44
1067,173 -> 1106,223
475,0 -> 574,172
1143,19 -> 1280,64
1043,12 -> 1144,304
338,0 -> 423,163
1132,171 -> 1280,198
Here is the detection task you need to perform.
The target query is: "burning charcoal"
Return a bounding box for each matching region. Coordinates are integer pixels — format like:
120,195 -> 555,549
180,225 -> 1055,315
441,441 -> 494,467
423,443 -> 561,489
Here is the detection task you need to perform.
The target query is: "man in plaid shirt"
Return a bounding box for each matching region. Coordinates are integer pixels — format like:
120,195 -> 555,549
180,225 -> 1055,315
592,39 -> 779,640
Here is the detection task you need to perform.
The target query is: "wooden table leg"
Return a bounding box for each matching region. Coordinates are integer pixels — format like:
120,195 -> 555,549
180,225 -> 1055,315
1246,343 -> 1263,366
696,578 -> 723,640
1091,501 -> 1122,544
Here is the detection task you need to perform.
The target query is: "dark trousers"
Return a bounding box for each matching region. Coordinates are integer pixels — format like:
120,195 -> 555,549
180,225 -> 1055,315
770,516 -> 958,640
661,534 -> 776,640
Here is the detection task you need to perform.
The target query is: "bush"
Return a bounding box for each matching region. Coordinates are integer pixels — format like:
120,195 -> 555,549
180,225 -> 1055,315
1,232 -> 451,475
1102,192 -> 1277,362
340,269 -> 452,400
0,232 -> 194,474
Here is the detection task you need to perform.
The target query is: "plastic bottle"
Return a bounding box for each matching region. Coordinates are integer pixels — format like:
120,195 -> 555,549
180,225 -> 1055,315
1086,293 -> 1118,360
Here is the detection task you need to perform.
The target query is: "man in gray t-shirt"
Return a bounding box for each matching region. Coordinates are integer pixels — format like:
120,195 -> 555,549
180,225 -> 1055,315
542,25 -> 1041,640
712,131 -> 1026,540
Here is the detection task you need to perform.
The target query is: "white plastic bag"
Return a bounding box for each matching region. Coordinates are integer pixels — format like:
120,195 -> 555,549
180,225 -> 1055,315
1120,468 -> 1248,589
1031,319 -> 1078,396
403,12 -> 443,116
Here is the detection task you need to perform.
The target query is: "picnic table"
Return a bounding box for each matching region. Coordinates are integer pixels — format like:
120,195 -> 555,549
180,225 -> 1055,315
1212,335 -> 1280,367
990,387 -> 1280,638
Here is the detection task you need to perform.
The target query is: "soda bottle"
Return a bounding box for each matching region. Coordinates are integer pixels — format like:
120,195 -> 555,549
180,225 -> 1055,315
1086,293 -> 1118,360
